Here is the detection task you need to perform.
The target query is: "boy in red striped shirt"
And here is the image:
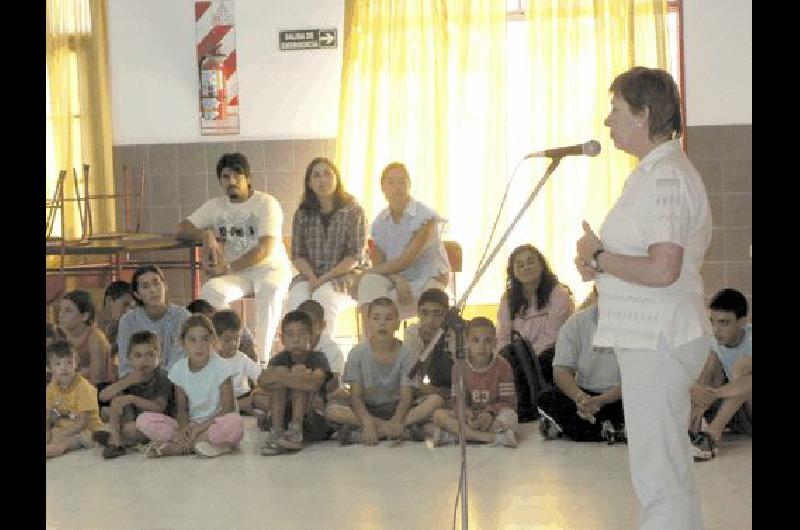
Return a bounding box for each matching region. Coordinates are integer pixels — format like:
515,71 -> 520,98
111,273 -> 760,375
430,317 -> 518,447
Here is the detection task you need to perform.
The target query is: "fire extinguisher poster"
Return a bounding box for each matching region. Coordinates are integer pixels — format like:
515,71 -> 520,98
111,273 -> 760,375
195,0 -> 239,135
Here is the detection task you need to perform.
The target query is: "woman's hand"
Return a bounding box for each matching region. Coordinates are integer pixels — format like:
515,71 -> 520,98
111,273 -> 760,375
574,255 -> 597,281
576,220 -> 603,263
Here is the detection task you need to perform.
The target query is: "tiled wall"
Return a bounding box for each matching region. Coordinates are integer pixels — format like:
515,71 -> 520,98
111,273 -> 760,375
112,138 -> 336,309
687,124 -> 752,321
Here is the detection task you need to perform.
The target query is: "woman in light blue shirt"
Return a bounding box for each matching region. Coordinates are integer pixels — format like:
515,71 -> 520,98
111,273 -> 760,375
356,162 -> 451,321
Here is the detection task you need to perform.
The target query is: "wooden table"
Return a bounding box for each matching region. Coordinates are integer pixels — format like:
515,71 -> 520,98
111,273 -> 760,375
46,234 -> 202,299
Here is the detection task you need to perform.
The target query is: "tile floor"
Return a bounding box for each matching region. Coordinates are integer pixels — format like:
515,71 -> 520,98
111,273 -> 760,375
46,419 -> 752,529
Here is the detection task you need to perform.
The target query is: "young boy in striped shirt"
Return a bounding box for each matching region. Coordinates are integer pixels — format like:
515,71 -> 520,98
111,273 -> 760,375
430,317 -> 518,447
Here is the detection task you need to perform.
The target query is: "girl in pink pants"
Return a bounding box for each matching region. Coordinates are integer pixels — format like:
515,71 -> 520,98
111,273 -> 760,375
137,314 -> 243,458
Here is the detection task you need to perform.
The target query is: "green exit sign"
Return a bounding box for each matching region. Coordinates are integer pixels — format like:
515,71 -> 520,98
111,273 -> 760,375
279,29 -> 337,51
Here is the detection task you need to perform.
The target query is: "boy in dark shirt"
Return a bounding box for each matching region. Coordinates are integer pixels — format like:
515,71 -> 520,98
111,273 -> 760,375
258,311 -> 332,455
95,331 -> 173,459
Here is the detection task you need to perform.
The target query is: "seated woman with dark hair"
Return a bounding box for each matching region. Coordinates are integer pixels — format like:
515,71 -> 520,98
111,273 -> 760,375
116,265 -> 191,378
356,162 -> 451,321
286,157 -> 369,332
496,244 -> 575,358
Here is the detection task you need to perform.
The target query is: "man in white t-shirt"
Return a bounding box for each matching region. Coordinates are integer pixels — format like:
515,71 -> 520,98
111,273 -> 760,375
177,153 -> 292,361
689,288 -> 752,460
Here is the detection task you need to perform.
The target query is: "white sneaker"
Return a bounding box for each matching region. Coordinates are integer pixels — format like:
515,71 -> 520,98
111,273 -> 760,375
429,426 -> 457,447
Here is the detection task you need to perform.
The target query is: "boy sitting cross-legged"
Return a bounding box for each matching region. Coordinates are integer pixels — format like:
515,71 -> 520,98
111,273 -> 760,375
95,331 -> 173,459
258,311 -> 333,455
430,317 -> 518,448
46,340 -> 103,458
325,297 -> 444,445
211,310 -> 265,415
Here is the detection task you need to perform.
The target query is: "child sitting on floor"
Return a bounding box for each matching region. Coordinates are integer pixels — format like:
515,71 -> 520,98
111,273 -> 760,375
297,299 -> 344,393
430,317 -> 518,448
46,322 -> 66,385
187,298 -> 259,362
325,297 -> 444,445
135,315 -> 243,458
95,331 -> 173,459
211,310 -> 264,415
258,311 -> 333,455
46,340 -> 103,458
97,281 -> 134,380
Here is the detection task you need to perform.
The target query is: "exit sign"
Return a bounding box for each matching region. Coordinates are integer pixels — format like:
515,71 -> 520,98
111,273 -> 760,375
279,29 -> 337,51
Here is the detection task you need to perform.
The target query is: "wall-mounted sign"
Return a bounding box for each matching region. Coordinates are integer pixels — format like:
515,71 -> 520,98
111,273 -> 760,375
195,0 -> 239,135
279,29 -> 338,51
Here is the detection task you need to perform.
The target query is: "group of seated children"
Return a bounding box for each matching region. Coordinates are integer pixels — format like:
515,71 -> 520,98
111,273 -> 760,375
46,274 -> 751,462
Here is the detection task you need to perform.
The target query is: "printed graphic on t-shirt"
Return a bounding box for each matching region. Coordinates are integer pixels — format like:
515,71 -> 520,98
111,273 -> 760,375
216,211 -> 261,262
472,390 -> 490,404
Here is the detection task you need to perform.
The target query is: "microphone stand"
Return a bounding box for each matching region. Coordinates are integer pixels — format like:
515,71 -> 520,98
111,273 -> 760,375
411,156 -> 564,530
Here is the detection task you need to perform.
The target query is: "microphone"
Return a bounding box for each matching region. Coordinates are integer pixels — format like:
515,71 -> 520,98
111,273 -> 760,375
525,140 -> 601,159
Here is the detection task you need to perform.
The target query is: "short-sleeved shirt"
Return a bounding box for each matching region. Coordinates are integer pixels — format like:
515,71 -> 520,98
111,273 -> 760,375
267,350 -> 332,402
219,351 -> 263,397
496,283 -> 575,355
594,139 -> 713,350
123,368 -> 174,417
370,199 -> 451,298
46,375 -> 102,432
553,305 -> 621,393
454,355 -> 516,414
343,342 -> 418,407
711,324 -> 752,380
187,190 -> 291,270
168,353 -> 234,423
403,323 -> 453,389
290,201 -> 369,286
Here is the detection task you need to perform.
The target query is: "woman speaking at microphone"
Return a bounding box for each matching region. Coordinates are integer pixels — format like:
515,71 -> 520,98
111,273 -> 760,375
575,67 -> 712,530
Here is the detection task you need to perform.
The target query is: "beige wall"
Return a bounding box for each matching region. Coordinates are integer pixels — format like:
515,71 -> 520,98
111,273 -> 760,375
687,124 -> 752,320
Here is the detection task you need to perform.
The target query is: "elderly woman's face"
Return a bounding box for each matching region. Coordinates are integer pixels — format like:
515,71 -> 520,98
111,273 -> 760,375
604,94 -> 648,156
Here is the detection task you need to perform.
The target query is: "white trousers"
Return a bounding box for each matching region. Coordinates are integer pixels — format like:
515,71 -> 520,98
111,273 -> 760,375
286,280 -> 356,335
616,334 -> 710,530
356,273 -> 447,320
201,265 -> 291,361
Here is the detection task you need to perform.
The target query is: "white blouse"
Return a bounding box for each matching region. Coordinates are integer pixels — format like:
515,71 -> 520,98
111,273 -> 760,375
593,140 -> 713,350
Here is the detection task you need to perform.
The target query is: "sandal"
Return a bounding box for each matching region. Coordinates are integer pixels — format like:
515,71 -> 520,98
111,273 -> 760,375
144,441 -> 189,458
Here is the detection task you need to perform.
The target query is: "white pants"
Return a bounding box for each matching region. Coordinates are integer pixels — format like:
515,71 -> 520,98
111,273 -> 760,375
357,273 -> 447,320
286,280 -> 356,335
201,265 -> 291,361
616,334 -> 710,530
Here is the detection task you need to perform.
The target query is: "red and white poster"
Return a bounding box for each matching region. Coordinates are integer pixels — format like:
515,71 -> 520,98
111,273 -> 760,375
195,0 -> 239,135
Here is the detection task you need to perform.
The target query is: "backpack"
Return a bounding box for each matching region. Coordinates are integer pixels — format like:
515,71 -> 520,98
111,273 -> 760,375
499,331 -> 553,422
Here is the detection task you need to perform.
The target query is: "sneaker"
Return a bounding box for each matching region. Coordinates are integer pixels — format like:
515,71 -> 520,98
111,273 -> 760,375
600,420 -> 618,445
495,429 -> 518,448
194,441 -> 232,458
92,431 -> 111,447
276,423 -> 304,451
102,444 -> 127,460
335,426 -> 355,446
538,416 -> 562,440
429,426 -> 457,447
691,432 -> 717,461
405,424 -> 426,442
260,430 -> 285,456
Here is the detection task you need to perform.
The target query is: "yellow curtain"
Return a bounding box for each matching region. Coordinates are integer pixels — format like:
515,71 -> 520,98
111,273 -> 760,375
514,0 -> 669,304
337,0 -> 507,304
46,0 -> 115,241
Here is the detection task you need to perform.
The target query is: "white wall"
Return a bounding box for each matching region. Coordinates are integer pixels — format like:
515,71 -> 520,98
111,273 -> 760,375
108,0 -> 344,145
683,0 -> 752,126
